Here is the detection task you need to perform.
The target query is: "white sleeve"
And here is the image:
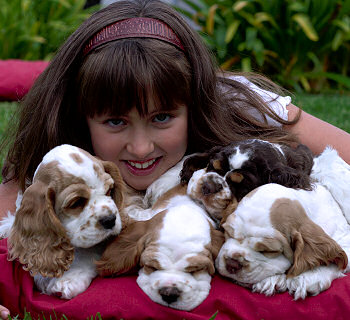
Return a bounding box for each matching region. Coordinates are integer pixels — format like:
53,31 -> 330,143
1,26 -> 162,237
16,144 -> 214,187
229,75 -> 291,127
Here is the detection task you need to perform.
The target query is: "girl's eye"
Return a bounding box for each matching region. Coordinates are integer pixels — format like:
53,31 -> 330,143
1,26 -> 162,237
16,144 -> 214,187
153,113 -> 171,123
106,119 -> 125,127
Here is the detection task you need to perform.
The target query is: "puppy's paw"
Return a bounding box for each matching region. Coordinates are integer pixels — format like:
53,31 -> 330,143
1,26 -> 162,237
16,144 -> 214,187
35,268 -> 96,299
253,274 -> 287,296
51,273 -> 94,299
286,265 -> 345,300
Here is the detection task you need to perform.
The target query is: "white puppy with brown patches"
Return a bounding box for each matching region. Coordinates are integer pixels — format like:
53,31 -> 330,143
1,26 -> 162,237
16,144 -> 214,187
215,147 -> 350,300
0,144 -> 128,299
97,184 -> 224,311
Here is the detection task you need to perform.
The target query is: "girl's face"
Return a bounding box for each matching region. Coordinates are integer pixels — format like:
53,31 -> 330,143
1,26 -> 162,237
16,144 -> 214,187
86,103 -> 188,191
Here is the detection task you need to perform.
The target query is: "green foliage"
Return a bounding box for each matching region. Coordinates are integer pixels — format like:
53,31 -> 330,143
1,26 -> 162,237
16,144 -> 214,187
0,0 -> 99,60
0,102 -> 18,183
177,0 -> 350,92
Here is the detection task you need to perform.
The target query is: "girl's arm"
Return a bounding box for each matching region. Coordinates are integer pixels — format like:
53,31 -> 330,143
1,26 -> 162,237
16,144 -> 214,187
285,104 -> 350,164
0,180 -> 19,219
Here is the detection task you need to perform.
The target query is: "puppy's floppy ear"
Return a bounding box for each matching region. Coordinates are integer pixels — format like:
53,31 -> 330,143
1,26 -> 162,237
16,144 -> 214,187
209,226 -> 225,261
268,164 -> 312,190
285,143 -> 314,175
101,160 -> 125,208
271,198 -> 347,277
96,219 -> 151,276
180,153 -> 210,185
287,225 -> 348,277
8,181 -> 74,277
271,143 -> 314,190
219,200 -> 238,229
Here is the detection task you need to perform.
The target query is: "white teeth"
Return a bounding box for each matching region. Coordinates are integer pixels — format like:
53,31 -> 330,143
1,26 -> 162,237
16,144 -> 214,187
128,158 -> 157,169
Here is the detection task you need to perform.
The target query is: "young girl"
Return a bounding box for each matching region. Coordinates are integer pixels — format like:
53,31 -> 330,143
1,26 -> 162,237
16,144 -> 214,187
1,0 -> 350,317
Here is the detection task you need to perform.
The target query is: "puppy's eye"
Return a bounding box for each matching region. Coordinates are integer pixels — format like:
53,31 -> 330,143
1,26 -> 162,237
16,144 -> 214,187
66,197 -> 87,210
258,250 -> 281,258
106,188 -> 113,197
143,265 -> 159,274
185,265 -> 204,274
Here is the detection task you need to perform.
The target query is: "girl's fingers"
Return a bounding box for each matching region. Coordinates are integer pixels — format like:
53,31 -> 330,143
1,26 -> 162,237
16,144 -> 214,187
0,306 -> 10,319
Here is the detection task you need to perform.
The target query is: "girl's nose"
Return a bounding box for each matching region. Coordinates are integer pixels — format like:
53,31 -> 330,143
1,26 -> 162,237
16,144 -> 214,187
126,130 -> 155,159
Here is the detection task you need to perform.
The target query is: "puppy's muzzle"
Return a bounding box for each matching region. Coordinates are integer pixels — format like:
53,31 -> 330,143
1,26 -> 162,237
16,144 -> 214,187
158,286 -> 182,304
225,256 -> 243,274
98,214 -> 116,229
201,177 -> 223,195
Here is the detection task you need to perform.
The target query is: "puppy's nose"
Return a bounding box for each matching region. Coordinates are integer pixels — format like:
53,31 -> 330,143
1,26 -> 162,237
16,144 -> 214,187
98,215 -> 116,229
202,180 -> 223,195
158,286 -> 181,304
225,256 -> 243,274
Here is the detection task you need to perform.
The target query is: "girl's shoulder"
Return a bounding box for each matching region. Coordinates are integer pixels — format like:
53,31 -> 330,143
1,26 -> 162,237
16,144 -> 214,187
218,71 -> 291,126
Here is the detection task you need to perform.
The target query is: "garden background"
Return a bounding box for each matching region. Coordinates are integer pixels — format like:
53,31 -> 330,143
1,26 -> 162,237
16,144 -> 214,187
1,0 -> 350,169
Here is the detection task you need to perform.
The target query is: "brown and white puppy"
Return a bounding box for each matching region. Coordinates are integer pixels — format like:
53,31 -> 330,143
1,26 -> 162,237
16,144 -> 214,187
187,168 -> 237,225
97,184 -> 224,311
181,139 -> 314,201
214,147 -> 350,300
0,144 -> 128,299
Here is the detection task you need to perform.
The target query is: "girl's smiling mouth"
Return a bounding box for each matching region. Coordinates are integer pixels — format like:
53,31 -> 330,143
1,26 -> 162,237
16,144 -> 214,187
123,157 -> 162,176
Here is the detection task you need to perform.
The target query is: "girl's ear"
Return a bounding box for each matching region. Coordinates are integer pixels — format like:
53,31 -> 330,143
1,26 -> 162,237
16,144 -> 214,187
96,219 -> 150,276
8,181 -> 74,278
101,160 -> 126,209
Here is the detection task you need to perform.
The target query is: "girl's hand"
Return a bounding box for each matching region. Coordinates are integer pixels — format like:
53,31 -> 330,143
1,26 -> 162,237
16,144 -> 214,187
0,305 -> 9,319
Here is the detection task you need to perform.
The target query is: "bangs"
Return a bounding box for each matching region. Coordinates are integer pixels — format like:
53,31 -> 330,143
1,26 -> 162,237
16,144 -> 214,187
76,38 -> 191,118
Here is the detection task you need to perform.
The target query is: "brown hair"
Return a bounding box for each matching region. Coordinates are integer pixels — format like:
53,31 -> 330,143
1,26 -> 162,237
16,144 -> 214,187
1,0 -> 299,191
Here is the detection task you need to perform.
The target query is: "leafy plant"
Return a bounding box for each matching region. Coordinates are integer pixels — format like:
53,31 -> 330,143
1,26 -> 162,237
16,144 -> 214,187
176,0 -> 350,92
0,0 -> 99,61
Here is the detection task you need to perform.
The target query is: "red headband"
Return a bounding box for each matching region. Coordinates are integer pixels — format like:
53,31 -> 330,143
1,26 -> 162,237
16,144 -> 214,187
83,17 -> 185,56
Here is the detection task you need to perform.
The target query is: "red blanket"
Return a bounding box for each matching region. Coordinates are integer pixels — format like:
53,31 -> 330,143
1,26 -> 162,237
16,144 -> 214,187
1,239 -> 349,320
0,60 -> 49,101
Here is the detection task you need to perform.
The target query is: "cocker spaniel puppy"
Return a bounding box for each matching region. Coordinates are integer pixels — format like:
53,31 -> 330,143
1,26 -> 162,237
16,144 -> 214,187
213,147 -> 350,299
0,144 -> 128,299
181,139 -> 314,201
96,184 -> 224,311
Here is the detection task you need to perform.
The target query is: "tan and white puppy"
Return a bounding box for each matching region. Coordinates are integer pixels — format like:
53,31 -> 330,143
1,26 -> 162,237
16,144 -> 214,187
97,184 -> 224,311
0,144 -> 128,299
215,147 -> 350,300
187,168 -> 239,224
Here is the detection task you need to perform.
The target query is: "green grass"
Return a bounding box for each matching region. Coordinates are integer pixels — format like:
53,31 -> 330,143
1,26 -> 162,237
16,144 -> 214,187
0,101 -> 17,179
8,311 -> 103,320
0,101 -> 17,137
294,93 -> 350,133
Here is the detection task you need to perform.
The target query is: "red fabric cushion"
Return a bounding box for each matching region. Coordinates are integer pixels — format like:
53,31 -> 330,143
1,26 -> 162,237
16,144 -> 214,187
1,238 -> 349,320
0,60 -> 49,101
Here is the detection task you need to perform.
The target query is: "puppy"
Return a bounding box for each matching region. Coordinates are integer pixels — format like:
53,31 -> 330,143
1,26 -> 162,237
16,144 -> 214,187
0,144 -> 128,299
96,184 -> 224,311
181,139 -> 314,201
187,168 -> 237,225
213,147 -> 350,299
